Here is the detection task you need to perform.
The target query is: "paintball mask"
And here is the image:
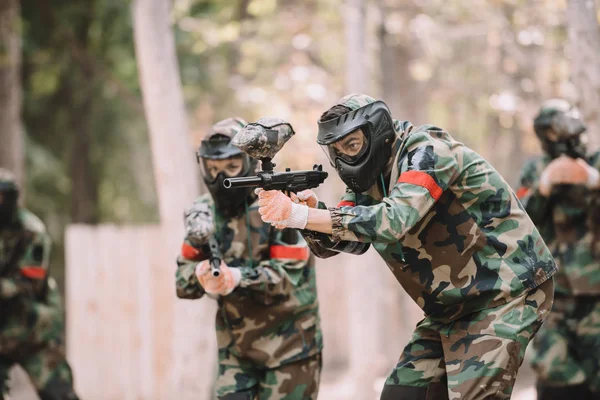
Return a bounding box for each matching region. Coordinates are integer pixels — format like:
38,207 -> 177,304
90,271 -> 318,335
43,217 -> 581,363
197,118 -> 258,219
317,98 -> 396,193
0,169 -> 19,228
534,99 -> 587,159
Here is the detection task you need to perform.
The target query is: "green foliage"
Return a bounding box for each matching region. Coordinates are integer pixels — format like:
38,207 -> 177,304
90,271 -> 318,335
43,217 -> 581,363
20,0 -> 158,287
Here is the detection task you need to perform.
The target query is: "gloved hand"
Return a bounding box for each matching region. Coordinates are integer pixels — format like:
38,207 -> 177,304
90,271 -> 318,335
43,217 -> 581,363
195,260 -> 241,296
0,278 -> 19,299
290,190 -> 319,208
539,156 -> 600,195
256,189 -> 309,229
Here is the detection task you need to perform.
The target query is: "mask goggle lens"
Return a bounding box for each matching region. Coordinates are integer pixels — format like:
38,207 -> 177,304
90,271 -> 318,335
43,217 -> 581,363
320,129 -> 369,166
200,155 -> 248,182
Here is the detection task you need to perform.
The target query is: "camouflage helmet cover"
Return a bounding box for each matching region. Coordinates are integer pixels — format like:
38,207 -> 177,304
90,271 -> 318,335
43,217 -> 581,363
197,117 -> 248,161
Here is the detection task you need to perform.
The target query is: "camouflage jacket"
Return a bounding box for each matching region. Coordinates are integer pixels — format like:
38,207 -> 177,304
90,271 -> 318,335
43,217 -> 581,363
517,152 -> 600,296
307,122 -> 556,323
0,209 -> 65,354
175,194 -> 322,368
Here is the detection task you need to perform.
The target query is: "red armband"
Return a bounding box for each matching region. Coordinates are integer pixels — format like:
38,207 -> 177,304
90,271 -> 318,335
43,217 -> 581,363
20,266 -> 47,280
337,200 -> 355,207
270,245 -> 310,261
515,186 -> 529,199
181,242 -> 204,261
398,171 -> 443,201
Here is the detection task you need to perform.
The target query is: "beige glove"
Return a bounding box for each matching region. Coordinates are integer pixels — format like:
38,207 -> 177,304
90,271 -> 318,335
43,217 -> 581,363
195,260 -> 241,296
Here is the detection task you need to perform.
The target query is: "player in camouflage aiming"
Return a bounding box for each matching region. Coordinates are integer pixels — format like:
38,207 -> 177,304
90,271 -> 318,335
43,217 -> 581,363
256,94 -> 556,400
516,100 -> 600,400
0,168 -> 79,400
175,118 -> 323,400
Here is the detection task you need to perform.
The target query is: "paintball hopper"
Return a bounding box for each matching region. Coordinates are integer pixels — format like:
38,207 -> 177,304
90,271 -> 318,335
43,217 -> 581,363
183,202 -> 215,247
224,117 -> 328,193
230,117 -> 295,160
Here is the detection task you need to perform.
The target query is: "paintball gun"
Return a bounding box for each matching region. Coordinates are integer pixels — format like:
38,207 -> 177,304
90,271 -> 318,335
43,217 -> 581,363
183,203 -> 222,277
222,117 -> 328,192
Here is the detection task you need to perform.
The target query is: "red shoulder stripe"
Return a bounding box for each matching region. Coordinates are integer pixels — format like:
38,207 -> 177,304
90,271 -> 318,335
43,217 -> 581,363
21,266 -> 47,279
515,186 -> 529,199
181,242 -> 203,260
398,170 -> 443,201
270,245 -> 310,261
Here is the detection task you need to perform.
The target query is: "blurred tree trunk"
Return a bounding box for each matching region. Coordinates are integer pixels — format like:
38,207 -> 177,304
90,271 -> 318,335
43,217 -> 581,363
344,0 -> 388,397
68,4 -> 99,223
0,0 -> 24,188
132,0 -> 216,398
566,0 -> 600,149
379,1 -> 427,125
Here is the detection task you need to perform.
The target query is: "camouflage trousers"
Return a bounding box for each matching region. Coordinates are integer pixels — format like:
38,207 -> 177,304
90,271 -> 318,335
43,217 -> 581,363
381,279 -> 554,400
531,294 -> 600,393
0,342 -> 76,400
216,353 -> 322,400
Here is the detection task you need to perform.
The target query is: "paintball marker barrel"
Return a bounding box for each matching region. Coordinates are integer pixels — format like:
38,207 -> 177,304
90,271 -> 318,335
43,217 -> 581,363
207,236 -> 222,277
223,176 -> 262,188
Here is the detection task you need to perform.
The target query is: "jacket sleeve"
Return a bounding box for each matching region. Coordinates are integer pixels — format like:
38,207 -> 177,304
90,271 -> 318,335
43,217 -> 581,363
174,238 -> 207,300
29,277 -> 66,342
236,228 -> 312,296
0,227 -> 51,300
329,132 -> 460,243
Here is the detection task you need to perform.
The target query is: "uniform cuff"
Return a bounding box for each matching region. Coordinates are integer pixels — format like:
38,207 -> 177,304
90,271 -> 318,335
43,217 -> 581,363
287,202 -> 308,229
329,207 -> 348,241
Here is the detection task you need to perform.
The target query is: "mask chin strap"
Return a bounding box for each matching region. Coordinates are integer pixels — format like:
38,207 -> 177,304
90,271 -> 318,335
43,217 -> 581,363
380,173 -> 405,262
380,174 -> 388,197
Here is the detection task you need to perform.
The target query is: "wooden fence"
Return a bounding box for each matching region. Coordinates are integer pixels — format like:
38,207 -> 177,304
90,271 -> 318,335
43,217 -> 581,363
65,224 -> 422,400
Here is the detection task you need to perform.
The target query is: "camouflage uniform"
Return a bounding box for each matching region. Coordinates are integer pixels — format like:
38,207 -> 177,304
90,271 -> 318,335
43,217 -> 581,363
306,94 -> 556,399
176,194 -> 322,400
0,170 -> 78,400
518,152 -> 600,394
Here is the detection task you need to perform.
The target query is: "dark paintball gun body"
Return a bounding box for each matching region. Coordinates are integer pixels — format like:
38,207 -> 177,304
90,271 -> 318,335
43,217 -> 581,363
223,117 -> 328,193
184,202 -> 222,277
223,161 -> 327,193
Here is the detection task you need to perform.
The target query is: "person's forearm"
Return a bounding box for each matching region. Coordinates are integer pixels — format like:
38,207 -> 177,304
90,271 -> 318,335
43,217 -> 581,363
306,208 -> 333,234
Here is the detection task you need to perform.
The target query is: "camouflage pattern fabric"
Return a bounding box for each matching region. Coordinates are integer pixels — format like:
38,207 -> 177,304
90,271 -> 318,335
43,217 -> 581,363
216,353 -> 321,400
517,152 -> 600,296
183,201 -> 215,247
231,117 -> 295,160
175,194 -> 322,397
517,153 -> 600,394
324,116 -> 556,322
531,294 -> 600,391
303,93 -> 556,397
383,279 -> 553,399
0,208 -> 76,398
